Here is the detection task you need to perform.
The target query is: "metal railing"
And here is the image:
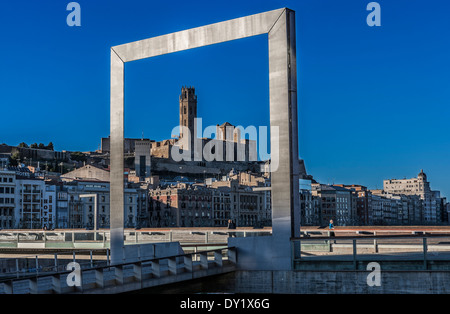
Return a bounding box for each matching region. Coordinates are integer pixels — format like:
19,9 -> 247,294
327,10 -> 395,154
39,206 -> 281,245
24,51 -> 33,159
0,249 -> 108,281
0,242 -> 231,281
0,229 -> 271,249
0,246 -> 237,294
291,232 -> 450,270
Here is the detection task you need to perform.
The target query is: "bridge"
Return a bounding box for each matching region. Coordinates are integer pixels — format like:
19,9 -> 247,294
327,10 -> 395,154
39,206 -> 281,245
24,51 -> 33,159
0,245 -> 236,294
1,227 -> 450,293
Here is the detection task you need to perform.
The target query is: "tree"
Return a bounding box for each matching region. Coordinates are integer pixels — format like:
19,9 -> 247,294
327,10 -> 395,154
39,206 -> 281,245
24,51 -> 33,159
9,154 -> 18,166
9,151 -> 20,167
38,143 -> 45,149
18,142 -> 28,148
46,142 -> 54,151
70,151 -> 87,162
30,143 -> 38,149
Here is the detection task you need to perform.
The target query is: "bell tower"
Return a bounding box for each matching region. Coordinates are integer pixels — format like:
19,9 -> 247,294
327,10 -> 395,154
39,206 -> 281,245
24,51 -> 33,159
179,86 -> 197,150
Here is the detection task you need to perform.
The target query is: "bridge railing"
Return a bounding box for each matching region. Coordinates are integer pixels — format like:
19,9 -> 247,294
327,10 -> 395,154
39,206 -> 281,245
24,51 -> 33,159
0,242 -> 232,281
291,232 -> 450,270
0,229 -> 271,249
0,249 -> 108,281
0,246 -> 237,294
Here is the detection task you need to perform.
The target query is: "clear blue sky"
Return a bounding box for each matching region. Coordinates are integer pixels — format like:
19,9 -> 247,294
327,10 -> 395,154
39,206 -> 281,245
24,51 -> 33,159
1,0 -> 449,197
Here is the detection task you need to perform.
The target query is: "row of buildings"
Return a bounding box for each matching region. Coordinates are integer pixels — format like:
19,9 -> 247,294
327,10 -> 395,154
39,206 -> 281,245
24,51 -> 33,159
1,164 -> 448,230
0,165 -> 272,229
148,173 -> 271,228
0,168 -> 148,229
300,170 -> 449,226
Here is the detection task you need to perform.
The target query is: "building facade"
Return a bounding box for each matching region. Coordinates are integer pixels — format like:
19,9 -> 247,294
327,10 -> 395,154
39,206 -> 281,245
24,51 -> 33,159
15,179 -> 46,229
383,170 -> 444,224
65,180 -> 147,229
148,173 -> 271,228
149,183 -> 213,227
134,139 -> 152,181
311,184 -> 355,227
0,170 -> 16,228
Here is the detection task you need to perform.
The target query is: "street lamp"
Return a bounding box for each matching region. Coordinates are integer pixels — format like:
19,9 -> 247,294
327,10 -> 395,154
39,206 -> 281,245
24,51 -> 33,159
79,194 -> 98,240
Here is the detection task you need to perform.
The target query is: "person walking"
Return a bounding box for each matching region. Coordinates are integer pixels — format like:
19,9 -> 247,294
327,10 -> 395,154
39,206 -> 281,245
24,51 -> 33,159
227,219 -> 236,237
329,219 -> 336,243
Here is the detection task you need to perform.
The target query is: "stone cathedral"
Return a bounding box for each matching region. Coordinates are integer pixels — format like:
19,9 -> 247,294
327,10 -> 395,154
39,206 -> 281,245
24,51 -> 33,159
152,86 -> 258,163
101,85 -> 307,180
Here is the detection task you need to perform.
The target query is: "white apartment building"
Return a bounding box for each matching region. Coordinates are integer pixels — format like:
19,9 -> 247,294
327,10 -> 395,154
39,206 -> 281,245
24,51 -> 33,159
1,171 -> 56,229
384,170 -> 443,224
15,178 -> 46,229
65,180 -> 147,229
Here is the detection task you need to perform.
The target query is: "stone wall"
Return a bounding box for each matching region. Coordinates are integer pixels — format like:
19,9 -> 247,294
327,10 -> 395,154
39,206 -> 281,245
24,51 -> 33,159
232,270 -> 450,294
144,270 -> 450,294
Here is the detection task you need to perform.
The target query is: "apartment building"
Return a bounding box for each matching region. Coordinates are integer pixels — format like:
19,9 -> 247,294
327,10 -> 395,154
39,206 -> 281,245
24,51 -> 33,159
149,183 -> 213,227
15,178 -> 46,229
311,184 -> 355,227
0,170 -> 16,228
383,170 -> 443,224
65,180 -> 147,229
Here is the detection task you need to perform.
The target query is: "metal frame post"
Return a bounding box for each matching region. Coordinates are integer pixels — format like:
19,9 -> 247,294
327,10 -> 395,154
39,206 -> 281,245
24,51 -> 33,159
423,237 -> 428,270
